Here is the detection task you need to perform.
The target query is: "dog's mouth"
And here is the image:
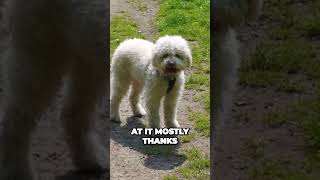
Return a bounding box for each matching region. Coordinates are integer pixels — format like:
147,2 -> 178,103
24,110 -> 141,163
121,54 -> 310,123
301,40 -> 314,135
164,67 -> 179,73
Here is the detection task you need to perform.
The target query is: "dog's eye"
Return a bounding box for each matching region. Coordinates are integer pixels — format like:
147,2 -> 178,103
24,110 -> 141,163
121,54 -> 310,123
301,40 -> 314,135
175,54 -> 182,59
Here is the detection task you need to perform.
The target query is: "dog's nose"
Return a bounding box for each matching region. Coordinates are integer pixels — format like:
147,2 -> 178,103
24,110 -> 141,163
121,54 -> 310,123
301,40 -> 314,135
167,61 -> 176,67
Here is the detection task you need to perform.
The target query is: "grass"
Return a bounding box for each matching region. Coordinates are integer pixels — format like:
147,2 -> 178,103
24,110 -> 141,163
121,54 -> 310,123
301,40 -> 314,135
249,159 -> 314,180
282,98 -> 320,159
243,137 -> 266,160
110,14 -> 144,55
240,0 -> 320,92
186,73 -> 209,91
178,148 -> 210,180
240,70 -> 304,93
163,175 -> 179,180
241,40 -> 318,75
248,0 -> 320,157
241,0 -> 320,179
180,132 -> 196,143
262,111 -> 290,128
189,111 -> 210,137
239,39 -> 319,92
156,0 -> 210,71
248,102 -> 320,179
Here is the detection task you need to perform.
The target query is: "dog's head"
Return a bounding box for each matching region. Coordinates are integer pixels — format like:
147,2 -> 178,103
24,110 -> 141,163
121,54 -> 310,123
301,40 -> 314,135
152,35 -> 192,76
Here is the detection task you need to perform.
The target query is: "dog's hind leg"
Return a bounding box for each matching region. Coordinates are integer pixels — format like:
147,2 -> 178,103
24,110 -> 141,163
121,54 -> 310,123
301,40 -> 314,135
0,52 -> 64,180
61,59 -> 108,174
110,73 -> 130,123
129,81 -> 146,117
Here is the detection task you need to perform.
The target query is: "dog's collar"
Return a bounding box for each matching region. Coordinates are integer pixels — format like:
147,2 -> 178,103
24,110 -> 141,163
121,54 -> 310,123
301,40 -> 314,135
167,78 -> 176,94
155,70 -> 176,94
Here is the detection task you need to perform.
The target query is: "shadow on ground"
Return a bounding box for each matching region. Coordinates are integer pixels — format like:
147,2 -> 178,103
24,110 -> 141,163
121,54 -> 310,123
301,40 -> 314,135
111,116 -> 186,170
56,169 -> 110,180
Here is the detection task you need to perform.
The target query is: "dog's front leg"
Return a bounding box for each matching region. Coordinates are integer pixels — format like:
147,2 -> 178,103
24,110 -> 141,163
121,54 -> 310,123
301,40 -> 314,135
163,77 -> 183,128
145,81 -> 165,128
145,96 -> 162,128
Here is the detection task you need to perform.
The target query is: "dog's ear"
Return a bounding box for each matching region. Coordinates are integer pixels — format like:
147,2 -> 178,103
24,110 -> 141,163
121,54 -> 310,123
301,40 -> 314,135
151,45 -> 161,68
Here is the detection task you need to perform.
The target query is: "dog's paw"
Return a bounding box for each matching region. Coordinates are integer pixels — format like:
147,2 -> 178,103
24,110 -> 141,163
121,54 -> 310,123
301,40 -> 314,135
132,104 -> 146,118
133,109 -> 146,118
165,120 -> 180,128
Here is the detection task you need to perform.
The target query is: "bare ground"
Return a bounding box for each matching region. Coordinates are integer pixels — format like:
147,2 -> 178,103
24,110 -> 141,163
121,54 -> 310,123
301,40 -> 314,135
110,0 -> 210,179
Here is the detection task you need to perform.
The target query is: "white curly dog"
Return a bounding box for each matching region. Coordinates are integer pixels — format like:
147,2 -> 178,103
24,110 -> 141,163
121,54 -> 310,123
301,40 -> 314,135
110,36 -> 192,128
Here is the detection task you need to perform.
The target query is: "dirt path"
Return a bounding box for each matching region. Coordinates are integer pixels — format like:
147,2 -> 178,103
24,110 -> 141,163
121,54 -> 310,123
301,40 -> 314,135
110,0 -> 210,179
111,0 -> 158,40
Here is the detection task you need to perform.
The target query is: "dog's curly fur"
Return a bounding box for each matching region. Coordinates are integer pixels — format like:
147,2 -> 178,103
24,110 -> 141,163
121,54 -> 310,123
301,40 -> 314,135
110,36 -> 192,128
0,0 -> 108,179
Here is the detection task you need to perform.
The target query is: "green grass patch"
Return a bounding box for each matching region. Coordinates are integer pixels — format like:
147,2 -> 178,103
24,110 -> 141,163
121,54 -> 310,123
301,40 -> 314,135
243,138 -> 266,160
110,14 -> 144,55
249,159 -> 314,180
157,1 -> 211,73
243,0 -> 320,92
180,132 -> 196,143
268,26 -> 297,40
241,40 -> 317,76
243,0 -> 320,179
186,73 -> 209,90
178,148 -> 210,180
264,0 -> 320,39
289,99 -> 320,159
163,175 -> 179,180
193,91 -> 210,112
240,71 -> 304,93
259,94 -> 320,175
294,15 -> 320,38
262,111 -> 290,128
189,111 -> 210,137
263,0 -> 298,25
240,39 -> 319,91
